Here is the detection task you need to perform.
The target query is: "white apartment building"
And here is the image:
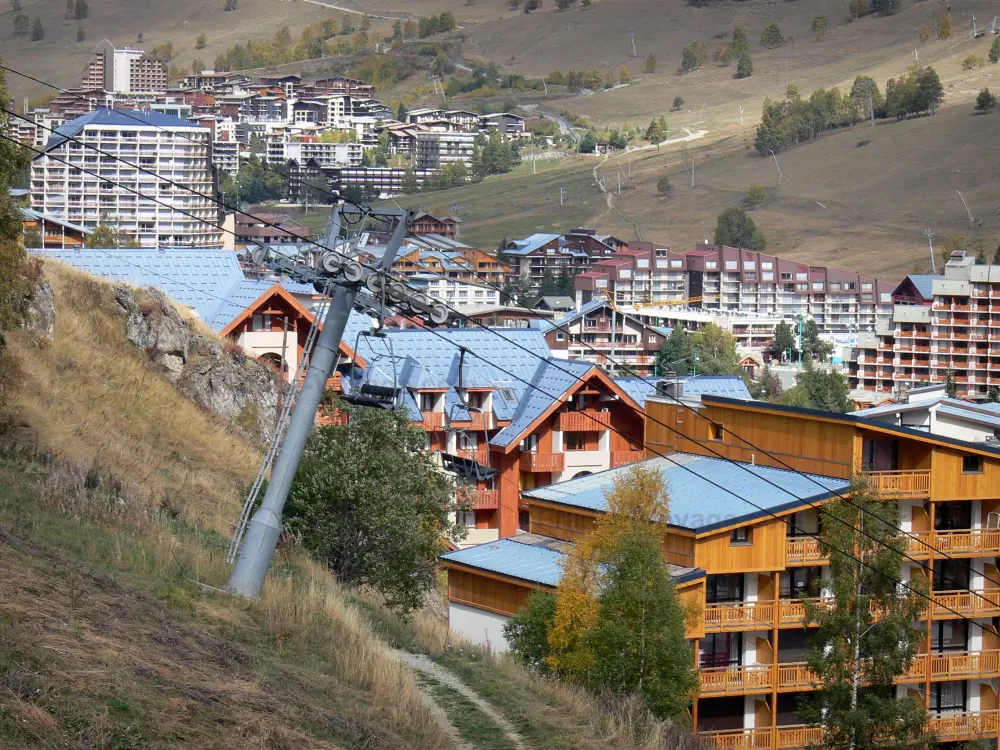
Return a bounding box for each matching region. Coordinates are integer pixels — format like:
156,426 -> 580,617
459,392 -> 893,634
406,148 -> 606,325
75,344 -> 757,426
268,140 -> 363,169
31,108 -> 222,248
413,129 -> 476,170
407,274 -> 501,308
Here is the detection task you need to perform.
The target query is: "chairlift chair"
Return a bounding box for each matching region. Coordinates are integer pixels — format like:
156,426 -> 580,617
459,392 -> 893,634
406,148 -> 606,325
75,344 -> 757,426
340,326 -> 402,409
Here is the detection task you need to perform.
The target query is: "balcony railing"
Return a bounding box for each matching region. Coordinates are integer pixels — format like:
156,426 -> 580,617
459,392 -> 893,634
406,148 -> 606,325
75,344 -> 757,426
519,452 -> 565,473
931,589 -> 1000,618
786,536 -> 825,565
422,411 -> 446,431
860,469 -> 930,499
702,713 -> 999,749
700,665 -> 774,696
471,489 -> 499,510
457,448 -> 489,465
611,450 -> 645,468
704,601 -> 775,632
559,409 -> 612,432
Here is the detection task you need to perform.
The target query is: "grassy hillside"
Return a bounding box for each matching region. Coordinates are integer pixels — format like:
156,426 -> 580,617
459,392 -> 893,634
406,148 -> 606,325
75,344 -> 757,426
1,0 -> 332,98
0,261 -> 679,749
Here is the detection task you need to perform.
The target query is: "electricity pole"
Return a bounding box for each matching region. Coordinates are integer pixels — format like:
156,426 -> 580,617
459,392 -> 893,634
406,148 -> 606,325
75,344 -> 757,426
560,186 -> 564,205
925,228 -> 937,274
226,208 -> 412,598
626,28 -> 637,58
957,190 -> 975,225
868,83 -> 876,128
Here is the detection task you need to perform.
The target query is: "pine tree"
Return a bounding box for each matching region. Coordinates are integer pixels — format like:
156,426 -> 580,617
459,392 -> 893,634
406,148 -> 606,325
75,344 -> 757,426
656,325 -> 693,374
759,22 -> 783,48
680,41 -> 707,73
812,15 -> 828,40
644,53 -> 657,73
196,33 -> 207,49
30,17 -> 43,41
735,50 -> 753,79
990,36 -> 1000,64
73,0 -> 87,19
76,24 -> 85,41
656,174 -> 671,196
13,14 -> 29,36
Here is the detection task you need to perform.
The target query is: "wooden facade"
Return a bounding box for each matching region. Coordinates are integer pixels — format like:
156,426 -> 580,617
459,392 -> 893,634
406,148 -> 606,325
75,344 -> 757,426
444,394 -> 1000,749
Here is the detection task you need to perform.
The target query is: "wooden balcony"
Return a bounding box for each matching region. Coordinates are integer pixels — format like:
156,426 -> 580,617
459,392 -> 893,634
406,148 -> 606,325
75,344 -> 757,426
932,529 -> 1000,557
700,665 -> 773,696
860,469 -> 930,499
471,489 -> 499,510
519,452 -> 565,473
786,536 -> 825,565
704,601 -> 775,632
929,710 -> 1000,742
611,450 -> 645,468
422,411 -> 446,431
931,589 -> 1000,618
700,725 -> 823,750
703,712 -> 999,749
559,409 -> 612,432
457,448 -> 489,465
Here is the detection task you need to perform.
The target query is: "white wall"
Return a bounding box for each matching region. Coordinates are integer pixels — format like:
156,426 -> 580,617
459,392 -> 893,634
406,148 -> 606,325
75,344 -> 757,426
449,602 -> 510,653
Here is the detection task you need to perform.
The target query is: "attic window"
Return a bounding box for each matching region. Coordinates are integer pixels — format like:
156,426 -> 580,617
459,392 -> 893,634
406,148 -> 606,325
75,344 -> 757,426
499,387 -> 517,404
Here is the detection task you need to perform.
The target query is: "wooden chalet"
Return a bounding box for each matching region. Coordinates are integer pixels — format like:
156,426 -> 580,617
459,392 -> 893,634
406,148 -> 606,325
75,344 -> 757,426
442,393 -> 1000,748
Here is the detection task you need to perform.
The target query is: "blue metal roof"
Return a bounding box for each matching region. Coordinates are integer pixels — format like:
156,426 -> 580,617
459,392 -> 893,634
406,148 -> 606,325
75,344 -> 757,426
906,274 -> 938,300
503,233 -> 561,256
44,108 -> 205,150
440,538 -> 566,587
524,452 -> 850,533
492,358 -> 596,448
19,207 -> 92,236
681,375 -> 752,400
614,377 -> 659,407
33,248 -> 244,321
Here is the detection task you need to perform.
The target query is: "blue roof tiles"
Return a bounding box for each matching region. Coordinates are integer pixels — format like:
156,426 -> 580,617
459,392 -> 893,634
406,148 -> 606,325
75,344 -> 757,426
524,453 -> 850,533
441,538 -> 566,587
44,108 -> 206,150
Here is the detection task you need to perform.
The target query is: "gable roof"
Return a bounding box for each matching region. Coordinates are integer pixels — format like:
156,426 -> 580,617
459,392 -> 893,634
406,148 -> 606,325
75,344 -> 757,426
20,207 -> 93,236
524,452 -> 850,534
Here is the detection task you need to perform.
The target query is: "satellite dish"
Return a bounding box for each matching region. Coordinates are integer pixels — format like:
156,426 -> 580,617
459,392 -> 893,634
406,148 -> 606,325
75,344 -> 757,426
250,246 -> 268,266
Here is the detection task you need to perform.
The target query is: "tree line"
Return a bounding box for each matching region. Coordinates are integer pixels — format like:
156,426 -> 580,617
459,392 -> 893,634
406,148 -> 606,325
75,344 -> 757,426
212,17 -> 345,72
756,67 -> 943,156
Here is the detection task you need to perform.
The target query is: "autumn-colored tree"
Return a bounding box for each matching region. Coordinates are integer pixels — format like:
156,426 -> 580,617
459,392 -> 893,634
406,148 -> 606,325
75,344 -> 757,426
918,24 -> 932,44
619,64 -> 631,84
196,32 -> 207,49
546,465 -> 697,719
644,53 -> 656,73
936,13 -> 952,40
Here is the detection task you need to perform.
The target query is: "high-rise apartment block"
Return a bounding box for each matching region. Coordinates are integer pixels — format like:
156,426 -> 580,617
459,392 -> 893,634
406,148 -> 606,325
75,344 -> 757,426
30,109 -> 221,248
83,39 -> 168,94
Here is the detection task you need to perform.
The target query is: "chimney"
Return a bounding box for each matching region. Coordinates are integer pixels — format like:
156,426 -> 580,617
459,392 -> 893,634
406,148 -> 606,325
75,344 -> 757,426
656,372 -> 684,401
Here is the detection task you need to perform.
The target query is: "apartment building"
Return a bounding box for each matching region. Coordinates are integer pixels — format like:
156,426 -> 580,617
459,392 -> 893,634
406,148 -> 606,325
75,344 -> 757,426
848,252 -> 1000,400
345,327 -> 648,541
499,230 -> 621,292
444,393 -> 1000,749
577,244 -> 896,336
407,274 -> 501,309
235,213 -> 311,247
410,212 -> 461,239
545,300 -> 789,375
83,39 -> 168,94
324,165 -> 435,198
543,299 -> 671,376
852,382 -> 1000,443
413,128 -> 477,170
30,108 -> 221,248
393,243 -> 510,287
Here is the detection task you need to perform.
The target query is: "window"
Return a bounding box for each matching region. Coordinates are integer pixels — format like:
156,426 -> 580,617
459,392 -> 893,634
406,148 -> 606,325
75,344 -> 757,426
930,681 -> 967,715
419,392 -> 437,412
565,432 -> 586,451
762,262 -> 773,270
556,333 -> 565,341
705,574 -> 743,603
812,282 -> 825,291
671,259 -> 682,268
457,510 -> 476,527
498,387 -> 517,404
862,282 -> 873,291
781,272 -> 793,281
709,422 -> 724,441
743,261 -> 756,271
730,527 -> 752,545
521,433 -> 538,453
700,633 -> 743,668
706,261 -> 718,270
931,620 -> 967,653
962,455 -> 983,474
796,272 -> 808,281
780,567 -> 822,599
725,260 -> 738,270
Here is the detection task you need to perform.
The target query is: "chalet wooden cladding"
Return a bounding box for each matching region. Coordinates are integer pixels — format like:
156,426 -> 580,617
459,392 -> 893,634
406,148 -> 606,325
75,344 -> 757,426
441,394 -> 1000,749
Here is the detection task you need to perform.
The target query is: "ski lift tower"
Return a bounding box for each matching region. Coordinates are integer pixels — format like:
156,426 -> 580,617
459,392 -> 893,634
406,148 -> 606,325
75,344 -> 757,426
225,205 -> 445,598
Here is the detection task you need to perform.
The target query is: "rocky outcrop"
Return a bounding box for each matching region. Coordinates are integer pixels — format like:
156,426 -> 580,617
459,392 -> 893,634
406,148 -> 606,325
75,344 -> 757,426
114,285 -> 280,441
24,279 -> 56,345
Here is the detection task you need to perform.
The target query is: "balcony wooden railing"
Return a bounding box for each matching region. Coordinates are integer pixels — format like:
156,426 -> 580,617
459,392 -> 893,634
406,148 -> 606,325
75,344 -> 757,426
929,710 -> 1000,742
704,602 -> 775,632
700,726 -> 823,750
702,713 -> 999,749
611,450 -> 645,468
559,409 -> 612,432
931,589 -> 1000,618
932,529 -> 1000,556
786,536 -> 825,565
519,452 -> 565,473
776,662 -> 817,692
470,489 -> 499,510
700,665 -> 773,696
422,411 -> 446,431
457,448 -> 489,465
860,469 -> 930,499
